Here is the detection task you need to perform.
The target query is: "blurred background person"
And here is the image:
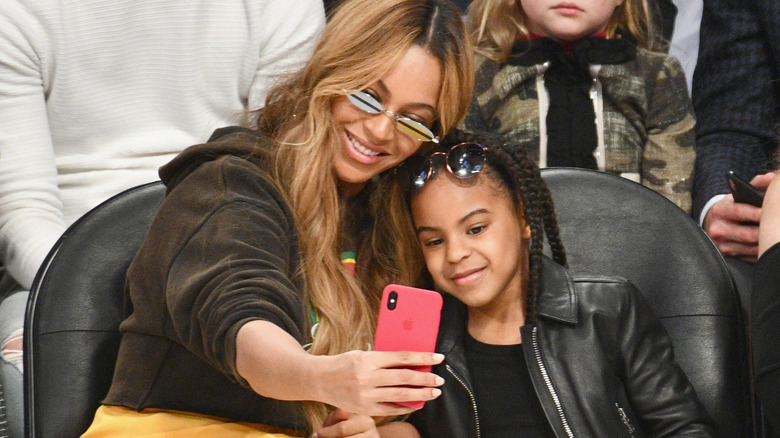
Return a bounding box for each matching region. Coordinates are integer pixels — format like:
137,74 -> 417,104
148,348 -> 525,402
461,0 -> 696,211
691,0 -> 780,308
0,1 -> 325,436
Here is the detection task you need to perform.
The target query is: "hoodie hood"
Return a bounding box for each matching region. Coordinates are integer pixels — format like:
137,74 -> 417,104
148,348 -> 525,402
159,126 -> 274,192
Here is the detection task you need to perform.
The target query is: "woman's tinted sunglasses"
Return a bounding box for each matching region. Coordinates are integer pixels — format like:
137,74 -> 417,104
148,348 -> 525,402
347,91 -> 439,143
398,142 -> 488,191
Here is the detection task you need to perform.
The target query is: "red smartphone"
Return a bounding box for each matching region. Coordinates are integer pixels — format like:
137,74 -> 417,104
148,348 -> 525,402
374,284 -> 443,409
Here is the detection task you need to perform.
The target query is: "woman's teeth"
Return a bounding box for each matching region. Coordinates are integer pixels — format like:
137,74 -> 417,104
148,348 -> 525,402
349,133 -> 380,157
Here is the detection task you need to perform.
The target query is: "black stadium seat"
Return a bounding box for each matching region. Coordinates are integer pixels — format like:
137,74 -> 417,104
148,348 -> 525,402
24,181 -> 165,438
541,167 -> 754,437
23,169 -> 758,437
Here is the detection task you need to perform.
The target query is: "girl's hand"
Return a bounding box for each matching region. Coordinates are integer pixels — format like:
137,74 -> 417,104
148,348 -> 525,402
312,409 -> 378,438
313,350 -> 445,417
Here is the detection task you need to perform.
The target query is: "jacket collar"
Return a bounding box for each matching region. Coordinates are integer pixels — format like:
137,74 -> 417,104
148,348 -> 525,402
537,256 -> 578,324
472,34 -> 637,118
507,34 -> 637,67
436,256 -> 578,355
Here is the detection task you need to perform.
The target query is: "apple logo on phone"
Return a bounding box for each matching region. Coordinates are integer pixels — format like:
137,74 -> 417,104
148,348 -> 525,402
402,318 -> 414,331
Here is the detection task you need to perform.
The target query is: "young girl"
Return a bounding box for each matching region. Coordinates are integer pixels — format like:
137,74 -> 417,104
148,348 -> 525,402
462,0 -> 696,212
80,0 -> 474,436
377,131 -> 714,437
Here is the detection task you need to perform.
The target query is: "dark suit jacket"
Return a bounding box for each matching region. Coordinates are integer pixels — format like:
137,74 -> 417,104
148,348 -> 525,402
692,0 -> 780,219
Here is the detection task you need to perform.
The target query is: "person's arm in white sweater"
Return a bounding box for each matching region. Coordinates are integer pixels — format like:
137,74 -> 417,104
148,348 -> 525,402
248,0 -> 326,110
0,1 -> 325,290
0,2 -> 66,289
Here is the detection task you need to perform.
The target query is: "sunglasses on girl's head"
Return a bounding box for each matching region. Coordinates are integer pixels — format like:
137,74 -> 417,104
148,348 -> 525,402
346,91 -> 439,143
398,142 -> 488,191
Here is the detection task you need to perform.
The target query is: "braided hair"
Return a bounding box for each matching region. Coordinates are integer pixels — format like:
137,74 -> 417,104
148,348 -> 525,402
479,137 -> 566,322
415,130 -> 567,323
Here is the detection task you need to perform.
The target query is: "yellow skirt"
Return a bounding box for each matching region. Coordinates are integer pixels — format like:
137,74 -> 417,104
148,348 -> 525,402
81,405 -> 302,437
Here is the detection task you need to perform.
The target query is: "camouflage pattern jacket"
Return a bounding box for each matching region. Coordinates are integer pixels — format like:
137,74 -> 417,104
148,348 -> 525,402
463,37 -> 695,212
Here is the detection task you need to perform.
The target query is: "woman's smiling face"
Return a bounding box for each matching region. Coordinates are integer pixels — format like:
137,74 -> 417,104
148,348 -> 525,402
331,45 -> 442,196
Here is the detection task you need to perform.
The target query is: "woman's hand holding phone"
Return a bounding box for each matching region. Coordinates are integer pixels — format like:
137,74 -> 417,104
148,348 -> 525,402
299,284 -> 444,417
373,284 -> 443,409
237,321 -> 442,418
315,349 -> 444,416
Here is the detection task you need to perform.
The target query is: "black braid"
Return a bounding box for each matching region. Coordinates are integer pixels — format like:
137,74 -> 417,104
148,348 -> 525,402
438,130 -> 567,323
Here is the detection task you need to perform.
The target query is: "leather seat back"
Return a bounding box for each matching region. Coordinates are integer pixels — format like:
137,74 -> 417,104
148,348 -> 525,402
541,168 -> 752,437
24,181 -> 165,438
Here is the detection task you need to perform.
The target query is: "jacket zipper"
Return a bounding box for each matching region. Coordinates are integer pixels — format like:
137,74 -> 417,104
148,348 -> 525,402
536,61 -> 550,169
615,403 -> 636,437
588,65 -> 606,171
446,363 -> 481,438
532,326 -> 574,438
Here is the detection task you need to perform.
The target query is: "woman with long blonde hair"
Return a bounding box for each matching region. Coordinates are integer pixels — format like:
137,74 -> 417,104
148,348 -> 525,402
81,0 -> 473,436
462,0 -> 697,213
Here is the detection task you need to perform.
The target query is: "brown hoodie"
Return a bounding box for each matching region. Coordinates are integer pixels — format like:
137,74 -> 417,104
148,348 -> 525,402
103,127 -> 309,432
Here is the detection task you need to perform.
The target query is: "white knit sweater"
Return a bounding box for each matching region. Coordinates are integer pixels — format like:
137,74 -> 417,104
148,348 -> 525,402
0,0 -> 325,289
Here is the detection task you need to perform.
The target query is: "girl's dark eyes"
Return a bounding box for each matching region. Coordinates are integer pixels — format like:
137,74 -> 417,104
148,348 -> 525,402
467,225 -> 485,235
424,237 -> 444,247
422,225 -> 486,247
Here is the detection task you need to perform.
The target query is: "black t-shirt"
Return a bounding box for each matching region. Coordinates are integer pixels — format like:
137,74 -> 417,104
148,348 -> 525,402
464,332 -> 555,438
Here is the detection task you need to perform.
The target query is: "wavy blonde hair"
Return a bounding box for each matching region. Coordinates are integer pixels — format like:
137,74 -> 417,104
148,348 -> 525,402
255,0 -> 473,430
467,0 -> 660,63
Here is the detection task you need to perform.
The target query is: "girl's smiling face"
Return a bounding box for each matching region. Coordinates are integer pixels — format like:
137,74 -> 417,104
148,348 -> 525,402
331,45 -> 442,197
411,173 -> 532,314
519,0 -> 624,42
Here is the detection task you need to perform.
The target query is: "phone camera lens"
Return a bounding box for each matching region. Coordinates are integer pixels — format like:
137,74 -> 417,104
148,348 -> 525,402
388,291 -> 398,310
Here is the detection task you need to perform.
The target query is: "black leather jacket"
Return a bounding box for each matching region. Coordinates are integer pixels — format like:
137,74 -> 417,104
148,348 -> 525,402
408,258 -> 715,437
